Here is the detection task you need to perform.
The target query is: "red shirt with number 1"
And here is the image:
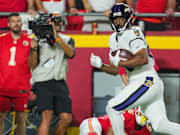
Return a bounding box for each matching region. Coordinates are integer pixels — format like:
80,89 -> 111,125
0,32 -> 31,97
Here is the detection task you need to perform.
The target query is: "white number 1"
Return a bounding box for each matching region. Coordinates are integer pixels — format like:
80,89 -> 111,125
8,47 -> 16,66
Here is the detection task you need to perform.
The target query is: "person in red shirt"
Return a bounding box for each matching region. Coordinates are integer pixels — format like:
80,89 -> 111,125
0,0 -> 38,29
79,106 -> 152,135
0,13 -> 37,135
127,0 -> 176,31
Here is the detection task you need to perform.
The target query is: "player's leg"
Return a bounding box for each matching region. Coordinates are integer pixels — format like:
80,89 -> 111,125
106,127 -> 114,135
157,118 -> 180,135
106,76 -> 159,135
79,118 -> 102,135
106,78 -> 144,135
0,95 -> 11,135
106,105 -> 125,135
13,96 -> 28,135
144,85 -> 180,135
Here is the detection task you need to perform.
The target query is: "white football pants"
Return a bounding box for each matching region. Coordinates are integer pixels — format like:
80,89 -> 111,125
106,76 -> 180,135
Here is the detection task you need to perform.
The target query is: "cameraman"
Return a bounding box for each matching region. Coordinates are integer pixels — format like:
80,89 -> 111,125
28,12 -> 75,135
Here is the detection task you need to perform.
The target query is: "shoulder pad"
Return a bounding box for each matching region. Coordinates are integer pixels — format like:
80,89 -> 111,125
131,26 -> 144,38
122,26 -> 145,43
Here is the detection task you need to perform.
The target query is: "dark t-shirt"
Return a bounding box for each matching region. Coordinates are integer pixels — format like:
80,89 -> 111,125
75,0 -> 84,9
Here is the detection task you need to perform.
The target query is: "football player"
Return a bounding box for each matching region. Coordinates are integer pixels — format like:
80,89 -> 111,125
0,13 -> 36,135
105,3 -> 180,135
79,106 -> 152,135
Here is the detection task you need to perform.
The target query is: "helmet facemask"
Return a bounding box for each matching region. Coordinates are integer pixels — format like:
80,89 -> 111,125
109,3 -> 133,34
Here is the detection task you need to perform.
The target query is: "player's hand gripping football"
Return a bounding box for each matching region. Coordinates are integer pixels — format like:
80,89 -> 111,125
90,53 -> 102,68
109,50 -> 121,67
135,106 -> 150,127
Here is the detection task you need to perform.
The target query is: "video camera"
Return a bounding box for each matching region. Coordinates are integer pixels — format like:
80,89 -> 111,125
51,15 -> 63,25
28,13 -> 63,46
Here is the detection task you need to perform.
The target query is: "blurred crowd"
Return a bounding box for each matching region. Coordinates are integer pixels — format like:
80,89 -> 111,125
0,0 -> 180,31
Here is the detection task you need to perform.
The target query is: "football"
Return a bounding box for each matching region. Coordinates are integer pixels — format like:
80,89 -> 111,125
111,49 -> 134,60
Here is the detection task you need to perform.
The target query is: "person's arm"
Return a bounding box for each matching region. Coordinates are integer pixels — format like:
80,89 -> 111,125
121,73 -> 128,86
82,0 -> 93,12
28,39 -> 38,70
27,0 -> 37,15
106,127 -> 114,135
55,36 -> 75,58
166,0 -> 176,15
90,54 -> 120,75
90,54 -> 129,85
119,67 -> 128,86
111,48 -> 148,68
50,21 -> 75,58
126,0 -> 135,13
68,0 -> 78,14
35,0 -> 48,14
104,9 -> 111,17
101,64 -> 120,75
102,63 -> 129,84
126,0 -> 134,7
